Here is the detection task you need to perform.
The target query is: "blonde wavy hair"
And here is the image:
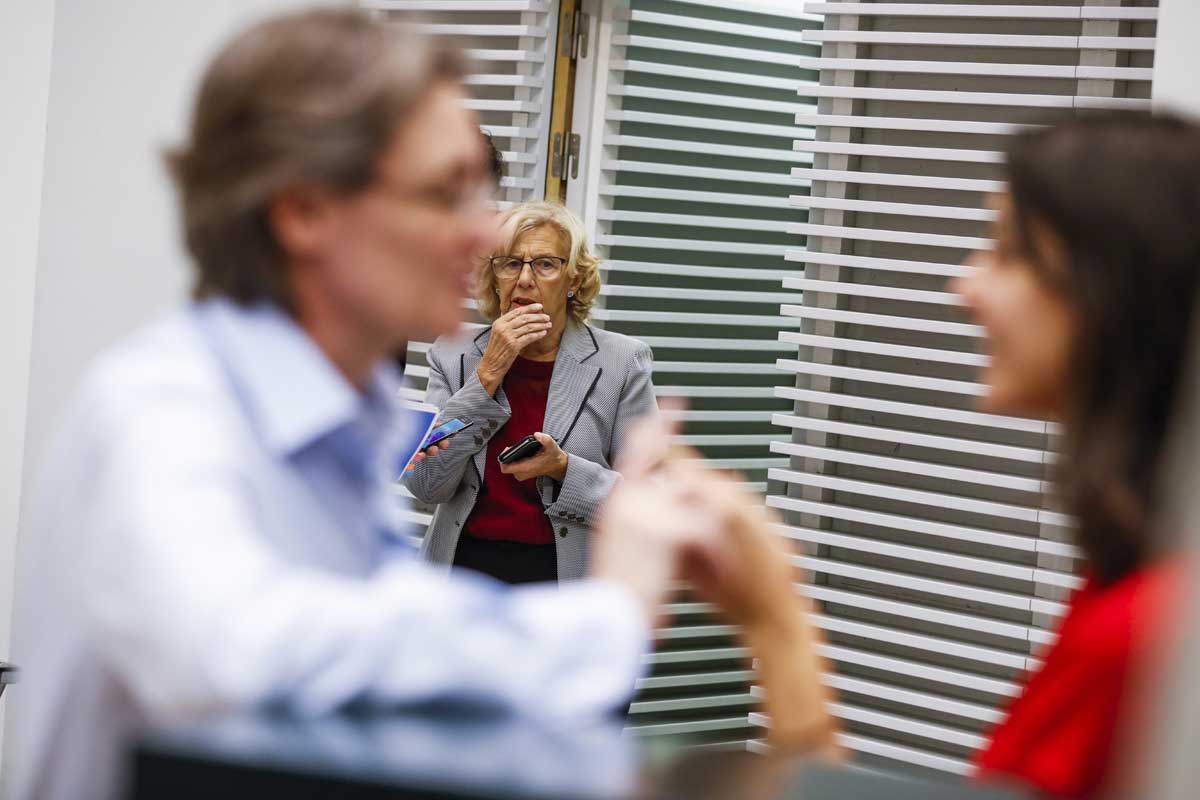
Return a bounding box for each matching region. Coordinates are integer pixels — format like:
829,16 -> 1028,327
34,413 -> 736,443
476,201 -> 601,324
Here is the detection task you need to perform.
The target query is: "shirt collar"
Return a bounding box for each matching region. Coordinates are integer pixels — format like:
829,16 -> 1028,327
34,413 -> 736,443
194,297 -> 404,457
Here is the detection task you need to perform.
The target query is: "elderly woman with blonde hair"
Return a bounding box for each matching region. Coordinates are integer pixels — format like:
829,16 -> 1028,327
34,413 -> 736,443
406,201 -> 657,584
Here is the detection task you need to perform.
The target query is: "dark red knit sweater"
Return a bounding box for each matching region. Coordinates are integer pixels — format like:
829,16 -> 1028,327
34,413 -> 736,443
462,355 -> 556,545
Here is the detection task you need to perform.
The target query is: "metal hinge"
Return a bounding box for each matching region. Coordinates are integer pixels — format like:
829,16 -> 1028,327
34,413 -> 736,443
574,11 -> 590,59
559,8 -> 574,57
559,9 -> 590,60
550,132 -> 565,178
568,133 -> 581,179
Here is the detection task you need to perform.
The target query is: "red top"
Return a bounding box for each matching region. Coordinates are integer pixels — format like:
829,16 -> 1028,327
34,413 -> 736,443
975,561 -> 1182,798
463,356 -> 556,545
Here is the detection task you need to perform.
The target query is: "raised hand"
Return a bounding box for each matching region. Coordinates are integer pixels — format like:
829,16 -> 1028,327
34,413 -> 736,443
590,465 -> 717,627
670,463 -> 796,630
590,410 -> 714,623
477,303 -> 553,396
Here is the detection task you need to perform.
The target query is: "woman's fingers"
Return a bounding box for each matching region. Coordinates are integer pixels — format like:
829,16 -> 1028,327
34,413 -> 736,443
499,461 -> 534,481
508,309 -> 549,323
508,316 -> 552,335
515,329 -> 550,346
499,306 -> 546,333
495,312 -> 551,355
501,302 -> 544,320
492,305 -> 546,344
484,304 -> 554,372
507,325 -> 552,344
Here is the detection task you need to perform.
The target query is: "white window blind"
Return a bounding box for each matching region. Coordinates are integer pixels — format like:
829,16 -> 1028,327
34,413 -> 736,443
364,0 -> 558,210
763,0 -> 1157,776
577,0 -> 822,747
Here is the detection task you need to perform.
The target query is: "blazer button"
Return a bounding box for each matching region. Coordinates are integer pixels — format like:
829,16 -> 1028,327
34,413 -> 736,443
559,526 -> 568,538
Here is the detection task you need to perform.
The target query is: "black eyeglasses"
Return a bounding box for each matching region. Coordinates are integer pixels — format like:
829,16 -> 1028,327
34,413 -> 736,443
489,255 -> 568,280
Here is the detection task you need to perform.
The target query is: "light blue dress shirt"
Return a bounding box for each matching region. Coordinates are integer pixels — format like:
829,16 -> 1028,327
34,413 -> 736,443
10,299 -> 647,800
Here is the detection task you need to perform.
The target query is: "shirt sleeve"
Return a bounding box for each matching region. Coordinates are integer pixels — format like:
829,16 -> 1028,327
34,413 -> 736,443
80,395 -> 647,721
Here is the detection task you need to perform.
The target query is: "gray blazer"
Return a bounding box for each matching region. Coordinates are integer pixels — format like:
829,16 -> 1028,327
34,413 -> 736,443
405,321 -> 657,581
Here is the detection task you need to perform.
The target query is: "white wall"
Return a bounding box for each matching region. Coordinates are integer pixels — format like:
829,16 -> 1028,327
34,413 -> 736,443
1153,0 -> 1200,118
2,0 -> 326,777
0,0 -> 57,769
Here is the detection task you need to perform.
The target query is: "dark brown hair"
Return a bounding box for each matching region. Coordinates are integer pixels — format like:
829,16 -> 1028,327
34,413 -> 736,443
1006,113 -> 1200,584
481,129 -> 504,188
167,9 -> 463,308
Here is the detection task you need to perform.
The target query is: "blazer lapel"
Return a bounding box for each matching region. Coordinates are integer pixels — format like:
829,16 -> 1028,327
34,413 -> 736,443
543,323 -> 602,447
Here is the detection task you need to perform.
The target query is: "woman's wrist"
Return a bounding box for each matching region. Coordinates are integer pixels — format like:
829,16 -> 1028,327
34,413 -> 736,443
548,451 -> 568,483
744,598 -> 838,753
743,593 -> 809,652
476,361 -> 506,396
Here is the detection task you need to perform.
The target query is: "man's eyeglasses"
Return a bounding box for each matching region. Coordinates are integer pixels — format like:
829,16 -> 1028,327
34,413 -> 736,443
372,174 -> 496,217
489,256 -> 568,280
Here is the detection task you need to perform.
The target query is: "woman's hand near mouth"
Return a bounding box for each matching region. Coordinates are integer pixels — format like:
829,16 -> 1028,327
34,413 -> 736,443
477,303 -> 553,396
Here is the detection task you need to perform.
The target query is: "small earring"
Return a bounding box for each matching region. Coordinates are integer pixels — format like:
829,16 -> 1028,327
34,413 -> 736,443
567,291 -> 575,299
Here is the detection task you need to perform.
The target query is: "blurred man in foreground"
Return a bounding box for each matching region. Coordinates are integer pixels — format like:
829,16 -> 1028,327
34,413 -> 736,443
10,11 -> 710,799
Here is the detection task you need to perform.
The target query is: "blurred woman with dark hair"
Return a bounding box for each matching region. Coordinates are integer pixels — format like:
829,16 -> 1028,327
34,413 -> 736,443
956,113 -> 1198,797
667,113 -> 1200,799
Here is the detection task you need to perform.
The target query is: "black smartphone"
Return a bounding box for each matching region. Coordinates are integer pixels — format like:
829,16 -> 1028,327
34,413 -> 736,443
497,434 -> 544,464
420,417 -> 473,450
